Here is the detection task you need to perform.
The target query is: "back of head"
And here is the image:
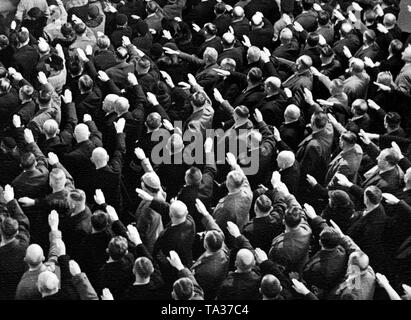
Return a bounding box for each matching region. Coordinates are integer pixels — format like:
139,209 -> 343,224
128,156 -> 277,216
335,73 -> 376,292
91,210 -> 108,232
389,39 -> 403,56
133,256 -> 154,278
20,152 -> 36,170
311,111 -> 328,130
364,9 -> 376,25
363,29 -> 376,44
280,28 -> 293,43
74,123 -> 90,142
232,6 -> 244,19
116,13 -> 128,27
321,44 -> 334,59
277,150 -> 295,169
116,46 -> 129,60
43,119 -> 59,137
260,274 -> 282,299
0,78 -> 11,94
204,23 -> 217,36
0,217 -> 18,240
247,67 -> 263,84
350,58 -> 365,73
284,206 -> 302,228
141,172 -> 161,194
91,147 -> 108,167
25,244 -> 44,268
341,130 -> 357,145
247,46 -> 261,63
340,22 -> 353,38
79,74 -> 93,92
97,35 -> 111,50
204,230 -> 224,252
251,13 -> 263,28
102,94 -> 119,113
318,10 -> 330,26
234,105 -> 249,119
49,167 -> 66,190
284,104 -> 301,121
185,166 -> 202,186
146,112 -> 162,130
190,91 -> 207,108
37,271 -> 59,296
68,189 -> 86,210
146,1 -> 159,14
173,277 -> 194,300
352,99 -> 368,115
203,47 -> 218,64
385,112 -> 401,130
108,236 -> 128,260
73,22 -> 87,35
227,169 -> 245,190
302,0 -> 314,11
222,32 -> 235,47
255,194 -> 272,214
220,58 -> 236,72
384,13 -> 396,28
235,248 -> 255,272
170,200 -> 188,220
297,55 -> 312,69
114,96 -> 130,115
265,76 -> 281,91
307,32 -> 319,47
329,189 -> 352,209
319,227 -> 341,249
17,29 -> 29,45
364,185 -> 382,205
215,2 -> 226,15
349,251 -> 369,270
61,22 -> 75,38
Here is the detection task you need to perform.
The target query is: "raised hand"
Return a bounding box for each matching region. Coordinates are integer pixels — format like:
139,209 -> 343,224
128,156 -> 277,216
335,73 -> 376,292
134,147 -> 146,160
187,73 -> 197,87
195,198 -> 209,216
85,45 -> 93,56
391,141 -> 404,160
167,250 -> 184,270
204,136 -> 213,153
76,48 -> 88,62
382,193 -> 400,205
122,36 -> 131,46
293,21 -> 304,32
334,173 -> 353,188
376,273 -> 390,288
114,118 -> 125,133
127,72 -> 138,86
271,171 -> 281,188
192,23 -> 201,33
69,260 -> 81,276
358,129 -> 371,145
227,221 -> 241,238
37,71 -> 48,85
313,3 -> 322,11
282,13 -> 291,25
162,119 -> 174,131
303,203 -> 317,219
352,2 -> 363,11
12,114 -> 21,128
213,68 -> 230,77
10,20 -> 16,30
48,210 -> 59,231
213,88 -> 224,103
284,88 -> 292,98
48,152 -> 59,166
131,15 -> 140,20
83,114 -> 92,122
94,189 -> 106,205
135,188 -> 154,201
343,46 -> 352,59
348,11 -> 357,23
163,47 -> 180,55
303,88 -> 314,105
160,70 -> 174,88
24,128 -> 34,144
226,152 -> 237,168
101,288 -> 114,300
98,71 -> 109,82
318,34 -> 326,46
367,99 -> 380,110
18,197 -> 35,207
127,224 -> 142,246
306,174 -> 318,187
292,278 -> 310,295
146,92 -> 159,106
373,81 -> 391,92
61,89 -> 72,104
3,184 -> 14,203
253,108 -> 263,122
329,219 -> 343,237
254,248 -> 268,264
105,205 -> 119,222
242,35 -> 251,47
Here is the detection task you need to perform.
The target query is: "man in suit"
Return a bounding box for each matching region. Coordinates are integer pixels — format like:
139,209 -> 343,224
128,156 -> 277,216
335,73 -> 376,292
106,47 -> 135,90
332,22 -> 361,70
229,6 -> 250,38
185,0 -> 216,27
217,32 -> 244,71
232,67 -> 265,111
395,45 -> 411,94
282,55 -> 314,94
279,104 -> 306,152
213,2 -> 231,36
296,111 -> 334,189
248,13 -> 273,49
325,131 -> 363,187
277,150 -> 301,197
244,0 -> 280,24
272,28 -> 300,62
11,28 -> 39,83
196,23 -> 223,57
294,0 -> 318,32
62,117 -> 103,201
343,59 -> 370,109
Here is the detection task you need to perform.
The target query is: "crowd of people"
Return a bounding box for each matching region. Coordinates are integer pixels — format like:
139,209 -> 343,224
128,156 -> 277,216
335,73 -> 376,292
1,0 -> 411,301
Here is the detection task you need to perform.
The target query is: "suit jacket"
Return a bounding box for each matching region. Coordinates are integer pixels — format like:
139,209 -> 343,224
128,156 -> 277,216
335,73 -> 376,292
244,0 -> 280,24
217,47 -> 244,72
343,72 -> 370,105
249,27 -> 274,49
230,18 -> 250,38
395,63 -> 411,94
325,144 -> 363,186
256,91 -> 288,127
185,0 -> 216,27
144,12 -> 164,33
12,44 -> 39,83
273,41 -> 300,62
214,14 -> 232,36
197,36 -> 223,57
232,83 -> 265,110
295,10 -> 318,32
279,118 -> 306,152
106,61 -> 135,90
280,160 -> 301,197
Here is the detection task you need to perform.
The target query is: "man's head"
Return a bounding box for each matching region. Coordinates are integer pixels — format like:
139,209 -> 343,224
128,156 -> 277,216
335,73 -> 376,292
91,147 -> 109,169
348,250 -> 369,270
364,9 -> 376,26
49,168 -> 67,191
264,76 -> 281,95
226,169 -> 245,193
277,150 -> 295,171
232,6 -> 244,20
116,13 -> 128,28
319,227 -> 341,249
114,96 -> 130,116
67,189 -> 86,214
389,39 -> 403,57
133,256 -> 154,280
284,104 -> 301,123
204,23 -> 217,38
102,94 -> 119,114
404,168 -> 411,188
280,28 -> 293,44
247,46 -> 261,64
203,47 -> 218,65
20,152 -> 37,171
214,2 -> 226,15
260,274 -> 282,299
235,248 -> 255,272
97,35 -> 111,50
233,105 -> 249,123
185,167 -> 202,186
37,271 -> 59,297
384,112 -> 401,133
204,230 -> 224,252
73,22 -> 87,36
169,200 -> 188,224
351,99 -> 368,117
220,58 -> 236,72
141,172 -> 161,194
254,194 -> 272,217
320,44 -> 334,63
363,29 -> 376,45
306,32 -> 319,47
17,28 -> 30,47
340,22 -> 353,38
283,206 -> 303,229
74,123 -> 90,143
43,119 -> 59,139
376,148 -> 399,171
247,67 -> 263,85
78,75 -> 93,93
349,58 -> 365,74
91,210 -> 108,233
107,236 -> 128,260
317,10 -> 330,26
251,13 -> 264,29
296,55 -> 312,72
222,32 -> 235,49
165,133 -> 184,155
145,112 -> 162,131
364,185 -> 382,208
24,244 -> 45,268
135,56 -> 151,75
190,91 -> 207,110
383,13 -> 396,29
339,130 -> 357,149
310,111 -> 328,131
172,277 -> 194,300
146,1 -> 159,14
401,46 -> 411,62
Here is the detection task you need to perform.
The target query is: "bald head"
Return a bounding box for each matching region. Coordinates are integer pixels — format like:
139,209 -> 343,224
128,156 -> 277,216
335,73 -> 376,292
284,104 -> 301,122
260,274 -> 282,299
74,123 -> 90,143
222,32 -> 235,47
232,6 -> 244,19
277,150 -> 295,170
102,94 -> 119,114
170,200 -> 188,222
264,76 -> 281,93
204,47 -> 218,64
91,147 -> 109,168
383,13 -> 396,28
235,248 -> 255,272
247,46 -> 261,63
251,13 -> 263,28
115,97 -> 130,116
402,46 -> 411,63
25,244 -> 45,268
38,271 -> 59,297
349,58 -> 364,73
280,28 -> 293,43
43,119 -> 59,138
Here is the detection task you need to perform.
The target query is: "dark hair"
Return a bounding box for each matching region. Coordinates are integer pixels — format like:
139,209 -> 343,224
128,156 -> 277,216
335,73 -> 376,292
307,32 -> 319,47
318,11 -> 330,25
341,131 -> 357,144
385,112 -> 401,129
248,67 -> 263,84
321,44 -> 334,57
91,210 -> 108,231
260,275 -> 282,299
215,2 -> 226,14
204,23 -> 217,35
20,152 -> 36,170
284,206 -> 302,228
146,112 -> 162,130
365,186 -> 382,205
320,227 -> 341,249
79,75 -> 93,92
390,39 -> 403,55
108,236 -> 128,260
204,230 -> 224,252
48,53 -> 64,71
311,111 -> 328,129
190,91 -> 207,108
302,0 -> 314,11
146,1 -> 159,14
0,217 -> 18,239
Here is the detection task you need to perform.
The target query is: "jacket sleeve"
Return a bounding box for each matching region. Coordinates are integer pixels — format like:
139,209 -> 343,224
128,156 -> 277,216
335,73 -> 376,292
7,199 -> 30,246
177,268 -> 204,300
108,133 -> 126,173
71,273 -> 99,300
201,214 -> 223,234
85,120 -> 103,147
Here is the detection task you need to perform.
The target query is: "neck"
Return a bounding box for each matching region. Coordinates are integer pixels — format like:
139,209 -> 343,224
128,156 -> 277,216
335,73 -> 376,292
171,218 -> 185,226
284,118 -> 298,124
29,263 -> 44,272
365,203 -> 379,212
95,162 -> 107,170
71,207 -> 85,216
134,277 -> 150,285
52,186 -> 65,193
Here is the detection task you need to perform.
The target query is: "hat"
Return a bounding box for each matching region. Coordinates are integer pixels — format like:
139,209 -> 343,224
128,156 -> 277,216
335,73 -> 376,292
88,5 -> 100,18
0,35 -> 9,47
173,277 -> 194,300
329,190 -> 351,208
116,13 -> 128,26
2,137 -> 16,149
142,172 -> 161,190
256,194 -> 272,213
